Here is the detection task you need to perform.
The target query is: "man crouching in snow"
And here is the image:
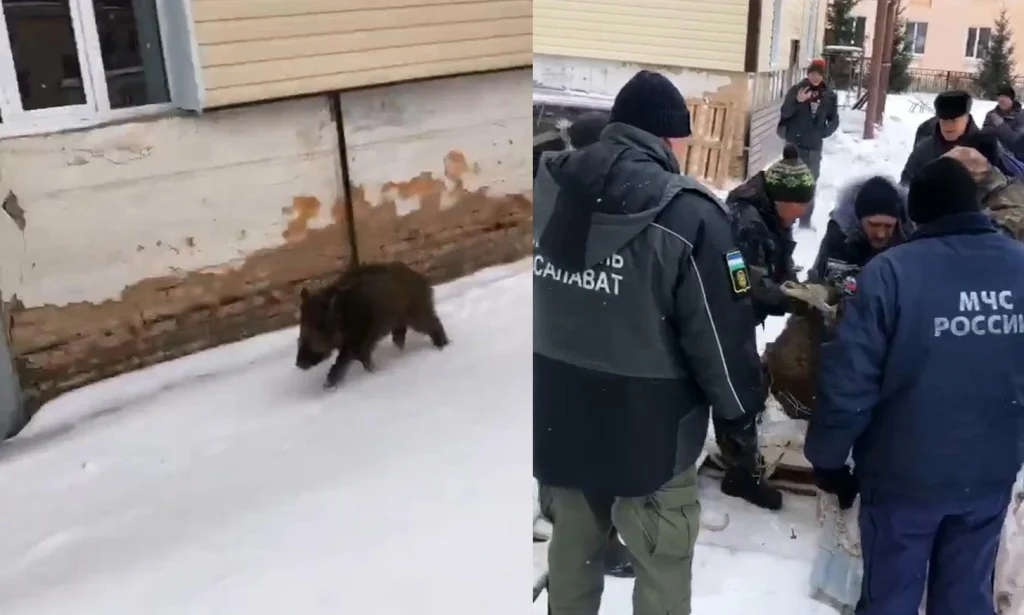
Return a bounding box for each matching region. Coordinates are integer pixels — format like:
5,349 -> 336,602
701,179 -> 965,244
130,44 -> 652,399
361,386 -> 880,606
805,156 -> 1024,615
534,70 -> 766,615
808,175 -> 910,283
723,143 -> 818,510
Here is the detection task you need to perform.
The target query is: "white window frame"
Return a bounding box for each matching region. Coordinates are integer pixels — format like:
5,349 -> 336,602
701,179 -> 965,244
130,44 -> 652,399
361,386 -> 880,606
965,26 -> 992,59
0,0 -> 202,140
805,0 -> 821,60
769,0 -> 784,69
906,21 -> 928,55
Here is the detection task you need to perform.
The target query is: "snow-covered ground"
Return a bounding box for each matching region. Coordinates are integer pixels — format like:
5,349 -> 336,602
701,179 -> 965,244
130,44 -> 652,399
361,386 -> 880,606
534,93 -> 1001,613
0,261 -> 532,614
0,93 -> 1001,614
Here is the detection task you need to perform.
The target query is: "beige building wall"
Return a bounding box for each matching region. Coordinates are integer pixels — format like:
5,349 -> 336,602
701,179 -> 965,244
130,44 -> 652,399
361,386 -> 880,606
193,0 -> 532,107
533,0 -> 749,72
759,0 -> 828,70
852,0 -> 1024,74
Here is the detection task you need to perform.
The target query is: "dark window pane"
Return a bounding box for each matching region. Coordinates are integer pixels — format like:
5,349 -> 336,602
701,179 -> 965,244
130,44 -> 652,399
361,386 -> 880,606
915,23 -> 928,54
3,0 -> 87,110
854,16 -> 866,47
979,27 -> 992,58
94,0 -> 168,108
966,27 -> 977,57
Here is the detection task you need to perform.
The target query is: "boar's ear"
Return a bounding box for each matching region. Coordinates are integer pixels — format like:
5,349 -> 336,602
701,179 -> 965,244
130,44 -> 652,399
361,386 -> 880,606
299,288 -> 309,303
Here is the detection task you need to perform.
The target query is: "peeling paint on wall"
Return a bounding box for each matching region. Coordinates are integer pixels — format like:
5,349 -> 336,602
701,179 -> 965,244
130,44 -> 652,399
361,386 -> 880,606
532,55 -> 746,104
0,97 -> 342,307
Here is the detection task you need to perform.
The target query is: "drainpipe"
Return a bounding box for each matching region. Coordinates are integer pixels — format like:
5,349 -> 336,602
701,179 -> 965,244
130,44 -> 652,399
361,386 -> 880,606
864,0 -> 891,139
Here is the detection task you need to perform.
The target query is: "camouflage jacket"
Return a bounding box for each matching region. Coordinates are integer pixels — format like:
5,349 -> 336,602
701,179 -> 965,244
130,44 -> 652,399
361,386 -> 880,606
978,167 -> 1024,240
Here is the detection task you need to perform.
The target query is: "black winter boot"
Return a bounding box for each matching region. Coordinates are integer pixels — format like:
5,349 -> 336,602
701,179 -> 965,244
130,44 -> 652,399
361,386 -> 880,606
720,467 -> 783,511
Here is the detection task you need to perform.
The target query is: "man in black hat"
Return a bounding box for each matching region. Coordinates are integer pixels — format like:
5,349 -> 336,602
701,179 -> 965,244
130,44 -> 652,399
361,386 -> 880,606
983,85 -> 1024,157
534,69 -> 766,615
809,175 -> 910,282
807,156 -> 1024,615
902,90 -> 981,185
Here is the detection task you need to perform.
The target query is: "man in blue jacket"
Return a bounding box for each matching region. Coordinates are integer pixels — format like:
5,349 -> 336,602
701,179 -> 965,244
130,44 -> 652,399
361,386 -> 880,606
805,156 -> 1024,615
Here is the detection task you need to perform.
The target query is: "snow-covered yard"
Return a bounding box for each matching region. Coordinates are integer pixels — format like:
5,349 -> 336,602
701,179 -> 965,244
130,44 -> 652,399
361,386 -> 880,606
533,93 -> 1005,612
0,93 -> 1009,614
0,261 -> 532,615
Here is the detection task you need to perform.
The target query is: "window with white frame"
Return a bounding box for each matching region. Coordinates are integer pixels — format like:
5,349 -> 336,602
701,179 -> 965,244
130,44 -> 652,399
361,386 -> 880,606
906,21 -> 928,55
965,26 -> 992,59
0,0 -> 199,137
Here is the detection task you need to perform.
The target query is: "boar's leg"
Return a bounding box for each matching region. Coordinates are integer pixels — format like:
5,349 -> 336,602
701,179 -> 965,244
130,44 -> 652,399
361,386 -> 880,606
411,311 -> 449,349
391,326 -> 407,350
324,346 -> 355,389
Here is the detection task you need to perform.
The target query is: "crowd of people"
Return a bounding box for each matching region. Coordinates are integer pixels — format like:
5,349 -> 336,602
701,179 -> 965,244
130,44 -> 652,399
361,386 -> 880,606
533,65 -> 1024,615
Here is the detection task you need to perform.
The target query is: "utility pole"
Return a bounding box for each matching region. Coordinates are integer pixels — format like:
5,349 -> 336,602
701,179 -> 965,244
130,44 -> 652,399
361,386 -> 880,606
877,0 -> 899,123
864,0 -> 893,139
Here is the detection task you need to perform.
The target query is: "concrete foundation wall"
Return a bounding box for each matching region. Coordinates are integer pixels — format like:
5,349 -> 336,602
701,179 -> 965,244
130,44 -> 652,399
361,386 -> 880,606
0,69 -> 532,414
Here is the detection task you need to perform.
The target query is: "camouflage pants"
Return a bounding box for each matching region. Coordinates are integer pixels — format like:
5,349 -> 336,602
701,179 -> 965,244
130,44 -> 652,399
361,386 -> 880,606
540,468 -> 700,615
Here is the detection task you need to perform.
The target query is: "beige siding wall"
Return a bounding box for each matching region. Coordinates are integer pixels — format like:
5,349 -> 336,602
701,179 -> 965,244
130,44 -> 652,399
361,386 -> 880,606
759,0 -> 825,70
193,0 -> 532,108
533,0 -> 749,72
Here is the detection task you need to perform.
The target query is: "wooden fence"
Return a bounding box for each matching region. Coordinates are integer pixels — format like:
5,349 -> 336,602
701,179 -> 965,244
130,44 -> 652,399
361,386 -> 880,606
746,67 -> 803,177
531,92 -> 741,187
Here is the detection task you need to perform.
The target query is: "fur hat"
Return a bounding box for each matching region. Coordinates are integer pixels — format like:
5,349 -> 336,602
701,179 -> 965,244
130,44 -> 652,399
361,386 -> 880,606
610,70 -> 691,139
908,157 -> 980,225
934,90 -> 972,120
763,144 -> 816,203
566,112 -> 609,149
854,176 -> 903,219
808,59 -> 827,76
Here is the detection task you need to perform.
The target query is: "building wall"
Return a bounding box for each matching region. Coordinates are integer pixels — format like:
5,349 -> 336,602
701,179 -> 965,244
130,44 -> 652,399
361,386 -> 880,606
0,69 -> 532,412
533,0 -> 749,72
342,70 -> 533,281
193,0 -> 532,107
852,0 -> 1024,74
759,0 -> 827,71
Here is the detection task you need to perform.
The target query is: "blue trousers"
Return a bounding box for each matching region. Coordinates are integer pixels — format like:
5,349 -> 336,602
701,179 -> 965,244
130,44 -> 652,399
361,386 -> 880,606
856,487 -> 1010,615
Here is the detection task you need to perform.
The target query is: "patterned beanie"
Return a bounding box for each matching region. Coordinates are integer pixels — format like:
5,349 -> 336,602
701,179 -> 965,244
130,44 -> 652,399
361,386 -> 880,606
763,144 -> 816,203
610,70 -> 692,138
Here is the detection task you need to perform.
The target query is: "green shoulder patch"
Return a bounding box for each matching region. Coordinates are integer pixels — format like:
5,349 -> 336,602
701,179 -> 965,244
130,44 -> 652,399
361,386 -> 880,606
725,249 -> 750,296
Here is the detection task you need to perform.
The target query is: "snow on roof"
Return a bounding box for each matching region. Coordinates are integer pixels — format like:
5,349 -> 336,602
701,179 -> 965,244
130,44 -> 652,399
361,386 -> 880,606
533,86 -> 615,110
824,45 -> 865,55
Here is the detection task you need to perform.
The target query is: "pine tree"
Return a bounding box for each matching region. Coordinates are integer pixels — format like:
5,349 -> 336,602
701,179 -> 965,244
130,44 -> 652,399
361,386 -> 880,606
825,0 -> 859,46
888,6 -> 913,93
975,8 -> 1016,98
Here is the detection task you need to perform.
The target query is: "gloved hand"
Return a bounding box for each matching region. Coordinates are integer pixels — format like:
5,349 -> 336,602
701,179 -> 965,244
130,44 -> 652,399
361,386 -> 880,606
812,466 -> 859,510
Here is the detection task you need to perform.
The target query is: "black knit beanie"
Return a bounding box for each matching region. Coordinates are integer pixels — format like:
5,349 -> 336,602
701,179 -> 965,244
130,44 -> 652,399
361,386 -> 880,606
997,85 -> 1017,101
907,157 -> 980,225
610,70 -> 692,138
567,112 -> 609,149
763,144 -> 816,203
958,131 -> 1001,168
854,176 -> 903,219
934,90 -> 972,120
